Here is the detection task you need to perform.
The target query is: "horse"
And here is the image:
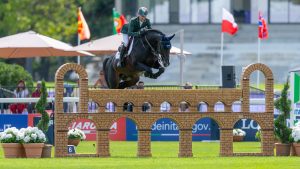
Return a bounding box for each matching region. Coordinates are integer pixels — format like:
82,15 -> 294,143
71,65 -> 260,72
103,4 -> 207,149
103,29 -> 175,89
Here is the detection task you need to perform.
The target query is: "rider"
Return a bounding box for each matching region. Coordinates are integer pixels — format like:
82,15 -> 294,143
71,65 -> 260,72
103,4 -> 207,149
117,7 -> 152,68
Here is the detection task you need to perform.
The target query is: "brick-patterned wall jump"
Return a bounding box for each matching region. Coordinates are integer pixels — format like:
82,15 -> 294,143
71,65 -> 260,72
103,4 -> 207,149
54,63 -> 274,157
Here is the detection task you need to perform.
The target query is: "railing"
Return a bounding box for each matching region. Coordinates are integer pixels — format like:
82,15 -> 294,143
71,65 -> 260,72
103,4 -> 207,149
0,84 -> 277,114
0,97 -> 276,114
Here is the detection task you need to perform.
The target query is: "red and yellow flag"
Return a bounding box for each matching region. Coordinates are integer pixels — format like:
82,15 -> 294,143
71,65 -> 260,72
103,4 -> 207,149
78,7 -> 90,41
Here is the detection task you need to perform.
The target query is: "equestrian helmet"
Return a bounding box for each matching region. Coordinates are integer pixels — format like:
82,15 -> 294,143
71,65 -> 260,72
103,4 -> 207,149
138,7 -> 148,17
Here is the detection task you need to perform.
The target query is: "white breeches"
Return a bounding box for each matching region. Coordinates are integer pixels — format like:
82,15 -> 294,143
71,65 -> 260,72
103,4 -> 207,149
122,34 -> 129,47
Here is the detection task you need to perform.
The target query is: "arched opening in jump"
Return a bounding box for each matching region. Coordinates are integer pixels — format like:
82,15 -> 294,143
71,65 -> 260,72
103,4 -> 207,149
109,117 -> 137,157
151,118 -> 179,157
123,102 -> 134,112
160,101 -> 171,112
62,71 -> 80,113
249,70 -> 266,113
66,118 -> 97,155
197,102 -> 208,112
233,118 -> 261,153
142,102 -> 152,112
192,117 -> 220,157
105,102 -> 116,112
88,101 -> 99,113
179,101 -> 190,112
232,101 -> 241,112
214,101 -> 225,112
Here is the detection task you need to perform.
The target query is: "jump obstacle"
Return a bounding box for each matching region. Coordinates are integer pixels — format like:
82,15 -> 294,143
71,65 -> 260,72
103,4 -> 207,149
54,63 -> 274,157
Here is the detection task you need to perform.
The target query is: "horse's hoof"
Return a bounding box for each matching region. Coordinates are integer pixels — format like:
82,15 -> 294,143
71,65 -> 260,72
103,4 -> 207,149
144,72 -> 151,77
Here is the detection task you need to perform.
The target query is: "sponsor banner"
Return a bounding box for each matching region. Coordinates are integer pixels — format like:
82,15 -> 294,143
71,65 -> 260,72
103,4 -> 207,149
0,114 -> 28,132
28,114 -> 41,127
126,118 -> 215,141
69,117 -> 126,141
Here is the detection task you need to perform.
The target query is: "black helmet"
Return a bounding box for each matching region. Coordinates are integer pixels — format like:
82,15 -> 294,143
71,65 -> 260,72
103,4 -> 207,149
138,7 -> 148,17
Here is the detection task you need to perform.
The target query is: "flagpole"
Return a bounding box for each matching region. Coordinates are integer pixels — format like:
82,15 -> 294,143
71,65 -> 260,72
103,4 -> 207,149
220,32 -> 224,87
257,38 -> 261,88
180,29 -> 184,86
77,7 -> 81,65
77,36 -> 80,65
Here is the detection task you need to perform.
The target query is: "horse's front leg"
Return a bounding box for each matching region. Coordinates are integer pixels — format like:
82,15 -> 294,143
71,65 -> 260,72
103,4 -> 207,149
152,67 -> 165,79
135,62 -> 156,78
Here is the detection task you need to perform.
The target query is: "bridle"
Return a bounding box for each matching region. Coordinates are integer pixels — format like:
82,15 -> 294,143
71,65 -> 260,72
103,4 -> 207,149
143,35 -> 164,68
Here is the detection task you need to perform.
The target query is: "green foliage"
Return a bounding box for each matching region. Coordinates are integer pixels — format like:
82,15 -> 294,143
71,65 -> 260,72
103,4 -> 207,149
0,0 -> 115,81
274,80 -> 292,144
0,62 -> 33,91
255,130 -> 261,141
36,80 -> 49,133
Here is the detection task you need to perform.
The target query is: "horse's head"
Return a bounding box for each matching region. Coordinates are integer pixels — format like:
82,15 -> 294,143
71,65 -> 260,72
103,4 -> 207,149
160,34 -> 175,67
141,29 -> 175,67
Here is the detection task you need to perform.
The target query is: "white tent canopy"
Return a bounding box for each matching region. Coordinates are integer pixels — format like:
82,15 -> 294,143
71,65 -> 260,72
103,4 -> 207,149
0,31 -> 93,58
73,34 -> 191,55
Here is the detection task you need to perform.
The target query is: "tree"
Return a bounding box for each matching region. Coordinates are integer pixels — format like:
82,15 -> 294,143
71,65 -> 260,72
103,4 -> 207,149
36,80 -> 49,134
274,80 -> 292,144
0,62 -> 33,92
0,0 -> 115,81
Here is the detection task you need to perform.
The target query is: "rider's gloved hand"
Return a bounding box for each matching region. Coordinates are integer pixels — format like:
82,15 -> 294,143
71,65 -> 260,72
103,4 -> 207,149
140,29 -> 146,36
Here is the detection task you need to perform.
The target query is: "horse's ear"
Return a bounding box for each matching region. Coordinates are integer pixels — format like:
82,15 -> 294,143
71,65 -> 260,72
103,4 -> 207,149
166,34 -> 175,41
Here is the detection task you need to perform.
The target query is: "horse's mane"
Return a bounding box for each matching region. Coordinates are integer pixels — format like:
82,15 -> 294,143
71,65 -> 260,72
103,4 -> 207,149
145,29 -> 165,36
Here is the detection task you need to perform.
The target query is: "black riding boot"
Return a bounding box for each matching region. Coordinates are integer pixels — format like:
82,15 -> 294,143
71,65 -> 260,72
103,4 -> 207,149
117,44 -> 126,68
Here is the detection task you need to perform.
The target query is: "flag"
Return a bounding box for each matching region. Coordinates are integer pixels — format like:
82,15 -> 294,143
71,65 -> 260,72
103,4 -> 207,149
222,8 -> 238,35
113,8 -> 127,34
78,7 -> 90,41
258,12 -> 268,39
294,73 -> 300,103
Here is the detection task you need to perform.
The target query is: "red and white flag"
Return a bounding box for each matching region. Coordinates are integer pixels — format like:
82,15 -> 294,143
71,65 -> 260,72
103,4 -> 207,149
258,12 -> 268,39
222,8 -> 238,35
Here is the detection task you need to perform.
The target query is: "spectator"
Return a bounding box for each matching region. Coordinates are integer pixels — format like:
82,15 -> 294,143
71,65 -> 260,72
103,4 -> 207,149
183,82 -> 193,89
9,80 -> 29,114
94,70 -> 108,89
28,81 -> 42,113
137,81 -> 144,89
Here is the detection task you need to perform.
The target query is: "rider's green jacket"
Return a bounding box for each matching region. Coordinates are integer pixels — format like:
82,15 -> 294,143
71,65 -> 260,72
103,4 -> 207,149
126,17 -> 152,37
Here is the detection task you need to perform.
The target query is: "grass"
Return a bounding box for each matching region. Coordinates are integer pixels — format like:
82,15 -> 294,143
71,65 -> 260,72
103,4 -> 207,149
1,141 -> 300,169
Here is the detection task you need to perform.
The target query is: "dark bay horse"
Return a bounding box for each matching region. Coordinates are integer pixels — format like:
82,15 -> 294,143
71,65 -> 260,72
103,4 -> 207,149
103,29 -> 175,89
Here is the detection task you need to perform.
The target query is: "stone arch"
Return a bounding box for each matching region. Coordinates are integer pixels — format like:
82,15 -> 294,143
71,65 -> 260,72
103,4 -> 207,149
63,116 -> 98,131
149,117 -> 182,130
232,117 -> 264,130
107,116 -> 140,130
191,116 -> 223,129
241,63 -> 274,113
55,63 -> 88,114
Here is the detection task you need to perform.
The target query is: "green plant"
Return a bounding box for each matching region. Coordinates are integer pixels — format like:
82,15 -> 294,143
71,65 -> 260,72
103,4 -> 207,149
274,80 -> 292,144
255,130 -> 261,141
35,80 -> 49,134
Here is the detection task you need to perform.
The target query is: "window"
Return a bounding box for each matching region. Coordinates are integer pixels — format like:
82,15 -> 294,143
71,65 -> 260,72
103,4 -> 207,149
211,0 -> 230,23
179,0 -> 209,23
